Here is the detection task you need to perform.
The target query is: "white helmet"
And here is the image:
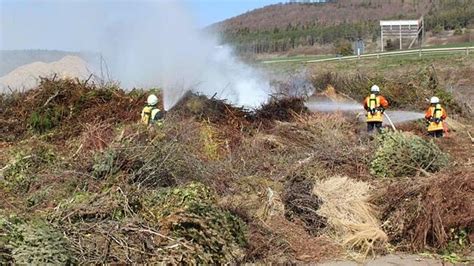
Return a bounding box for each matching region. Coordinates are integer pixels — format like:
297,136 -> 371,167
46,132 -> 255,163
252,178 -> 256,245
147,94 -> 158,106
430,96 -> 440,104
370,85 -> 380,93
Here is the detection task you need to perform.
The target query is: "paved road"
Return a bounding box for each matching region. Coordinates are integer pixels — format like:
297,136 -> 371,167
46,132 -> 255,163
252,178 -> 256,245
319,254 -> 460,266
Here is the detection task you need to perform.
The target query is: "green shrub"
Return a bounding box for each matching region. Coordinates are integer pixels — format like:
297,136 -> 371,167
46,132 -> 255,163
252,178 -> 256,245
444,228 -> 470,255
453,27 -> 463,35
432,24 -> 444,34
91,148 -> 119,179
370,132 -> 449,178
142,182 -> 248,263
334,39 -> 353,56
28,106 -> 65,134
0,216 -> 74,264
26,187 -> 51,207
1,145 -> 55,192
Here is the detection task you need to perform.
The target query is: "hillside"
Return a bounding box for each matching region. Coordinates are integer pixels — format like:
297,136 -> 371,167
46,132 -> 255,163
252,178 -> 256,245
214,0 -> 430,32
212,0 -> 474,54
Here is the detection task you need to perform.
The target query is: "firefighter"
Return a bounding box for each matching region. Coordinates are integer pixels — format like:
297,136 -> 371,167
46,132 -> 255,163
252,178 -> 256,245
363,85 -> 389,133
425,97 -> 447,138
141,94 -> 163,126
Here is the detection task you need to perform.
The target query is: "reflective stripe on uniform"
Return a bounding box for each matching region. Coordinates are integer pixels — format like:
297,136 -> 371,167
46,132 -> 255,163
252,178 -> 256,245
366,94 -> 383,122
141,106 -> 161,125
428,104 -> 444,132
369,94 -> 379,109
433,104 -> 442,119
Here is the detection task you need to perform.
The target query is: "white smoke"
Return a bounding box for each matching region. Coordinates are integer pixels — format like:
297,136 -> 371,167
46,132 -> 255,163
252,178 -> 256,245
1,0 -> 272,110
97,1 -> 271,110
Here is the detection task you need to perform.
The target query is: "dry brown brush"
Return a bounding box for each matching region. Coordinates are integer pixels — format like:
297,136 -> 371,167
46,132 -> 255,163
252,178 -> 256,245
170,92 -> 250,127
373,171 -> 474,252
282,175 -> 327,235
269,113 -> 370,178
253,96 -> 308,125
169,92 -> 308,128
0,77 -> 146,142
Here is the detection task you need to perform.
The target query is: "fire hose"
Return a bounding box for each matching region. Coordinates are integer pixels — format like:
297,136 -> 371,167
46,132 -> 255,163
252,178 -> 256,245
383,112 -> 397,132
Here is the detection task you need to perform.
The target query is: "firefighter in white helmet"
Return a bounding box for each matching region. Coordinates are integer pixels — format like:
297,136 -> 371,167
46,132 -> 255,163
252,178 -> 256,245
141,94 -> 164,126
425,96 -> 447,138
363,85 -> 389,133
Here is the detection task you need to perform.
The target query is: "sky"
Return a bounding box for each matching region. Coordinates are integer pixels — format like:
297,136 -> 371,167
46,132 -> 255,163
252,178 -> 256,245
185,0 -> 279,26
0,0 -> 279,51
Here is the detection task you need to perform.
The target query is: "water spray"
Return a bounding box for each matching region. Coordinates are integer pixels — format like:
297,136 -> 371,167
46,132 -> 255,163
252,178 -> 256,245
306,100 -> 425,128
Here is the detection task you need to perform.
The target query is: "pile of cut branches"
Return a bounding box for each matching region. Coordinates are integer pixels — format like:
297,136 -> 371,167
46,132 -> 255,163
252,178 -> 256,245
282,175 -> 327,235
373,170 -> 473,252
51,183 -> 247,264
0,77 -> 146,142
254,97 -> 308,125
169,92 -> 250,127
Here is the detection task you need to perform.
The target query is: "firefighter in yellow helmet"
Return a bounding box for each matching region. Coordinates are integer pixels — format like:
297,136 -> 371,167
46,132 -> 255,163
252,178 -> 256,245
363,85 -> 389,133
141,94 -> 164,126
425,97 -> 447,138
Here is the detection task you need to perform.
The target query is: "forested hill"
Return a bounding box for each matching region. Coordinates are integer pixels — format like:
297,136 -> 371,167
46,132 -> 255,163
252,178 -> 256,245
211,0 -> 474,54
213,0 -> 430,33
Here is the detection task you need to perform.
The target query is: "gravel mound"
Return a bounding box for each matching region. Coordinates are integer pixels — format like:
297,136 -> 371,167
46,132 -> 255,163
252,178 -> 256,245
0,56 -> 90,92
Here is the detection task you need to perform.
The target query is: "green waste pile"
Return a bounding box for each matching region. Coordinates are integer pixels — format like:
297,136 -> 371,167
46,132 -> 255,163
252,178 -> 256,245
1,77 -> 472,264
142,182 -> 247,263
370,132 -> 449,178
0,216 -> 74,264
0,140 -> 56,193
46,183 -> 247,264
373,171 -> 473,252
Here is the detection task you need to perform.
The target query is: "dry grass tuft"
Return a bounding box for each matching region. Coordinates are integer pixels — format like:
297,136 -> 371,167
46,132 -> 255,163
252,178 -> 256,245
313,176 -> 387,259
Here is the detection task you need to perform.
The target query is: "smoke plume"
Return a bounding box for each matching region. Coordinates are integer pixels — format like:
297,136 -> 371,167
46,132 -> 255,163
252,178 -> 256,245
91,1 -> 272,110
1,1 -> 272,110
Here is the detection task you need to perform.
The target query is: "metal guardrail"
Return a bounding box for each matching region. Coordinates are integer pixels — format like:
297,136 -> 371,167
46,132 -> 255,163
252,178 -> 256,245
262,46 -> 474,64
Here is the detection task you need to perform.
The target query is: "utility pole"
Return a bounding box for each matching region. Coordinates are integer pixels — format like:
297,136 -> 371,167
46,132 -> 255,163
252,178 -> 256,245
399,25 -> 403,50
381,29 -> 384,52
